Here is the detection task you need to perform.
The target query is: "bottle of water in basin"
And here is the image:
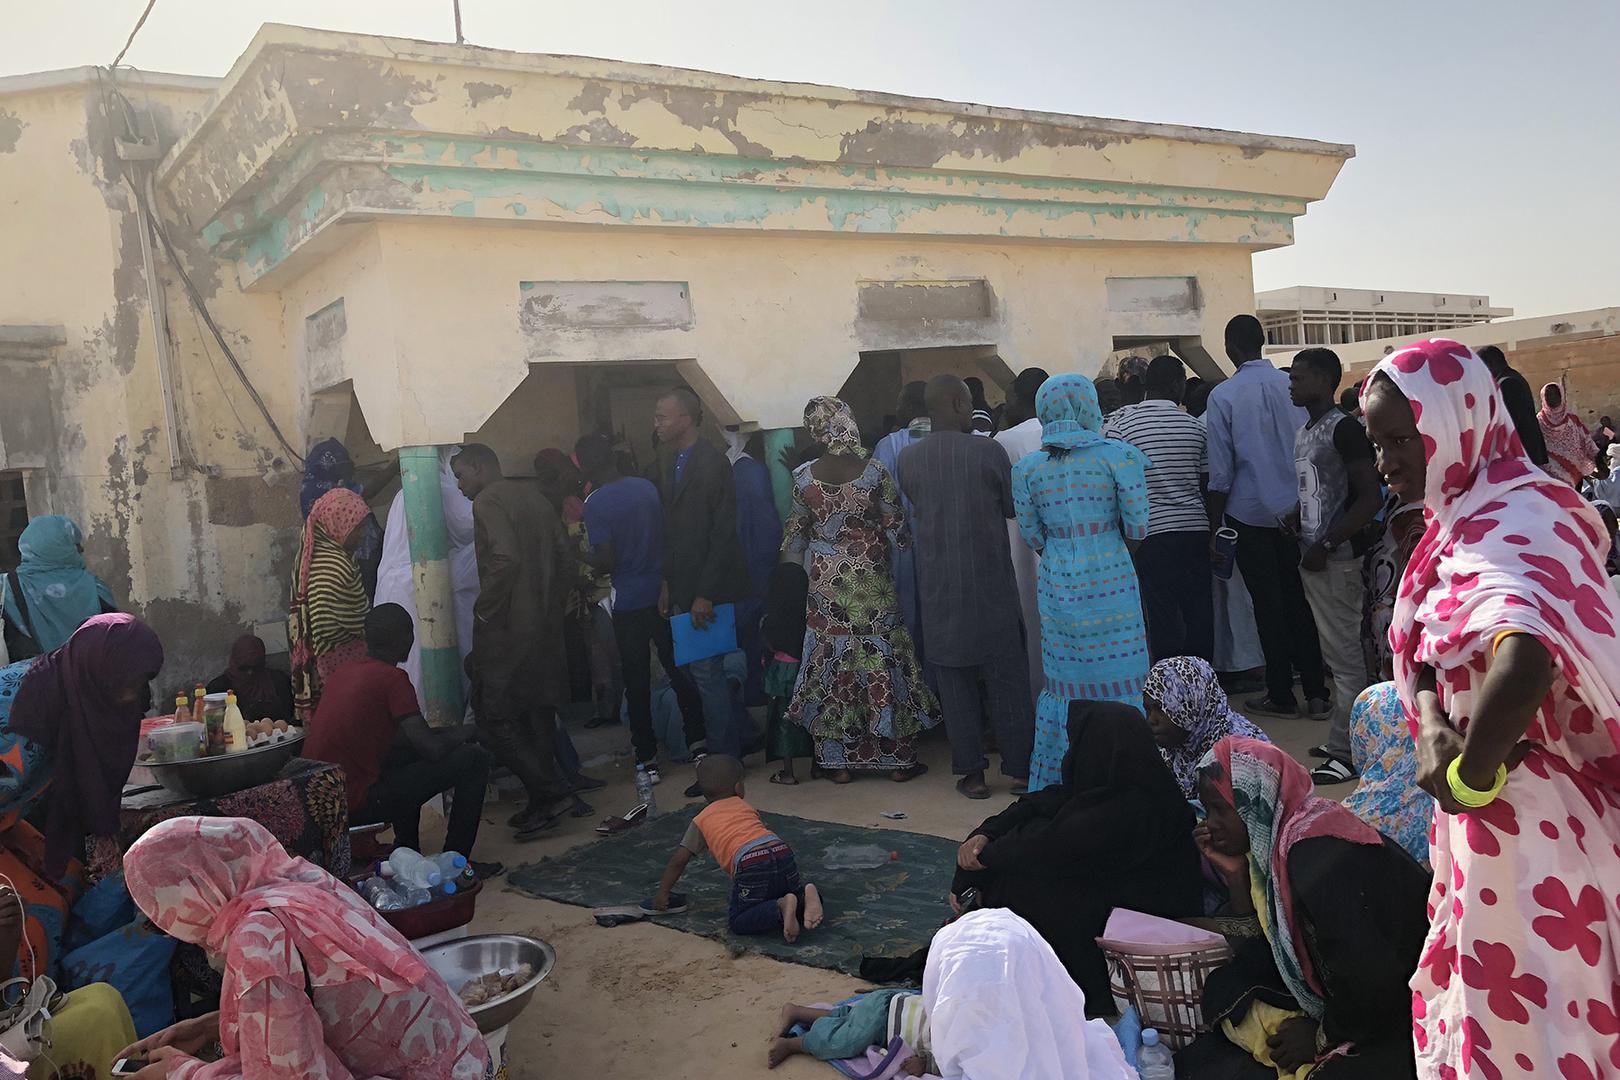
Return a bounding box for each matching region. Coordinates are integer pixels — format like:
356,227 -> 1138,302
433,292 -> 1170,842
385,848 -> 442,890
1138,1028 -> 1174,1080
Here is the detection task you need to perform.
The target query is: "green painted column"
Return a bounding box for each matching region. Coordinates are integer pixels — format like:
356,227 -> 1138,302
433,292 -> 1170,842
398,445 -> 465,727
762,427 -> 796,522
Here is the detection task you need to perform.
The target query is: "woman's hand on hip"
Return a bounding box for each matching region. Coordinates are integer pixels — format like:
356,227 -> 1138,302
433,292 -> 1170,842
957,834 -> 989,872
1414,699 -> 1470,815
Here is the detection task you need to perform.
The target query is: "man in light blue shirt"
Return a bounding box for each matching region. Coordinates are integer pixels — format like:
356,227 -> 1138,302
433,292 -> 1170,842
1204,315 -> 1328,719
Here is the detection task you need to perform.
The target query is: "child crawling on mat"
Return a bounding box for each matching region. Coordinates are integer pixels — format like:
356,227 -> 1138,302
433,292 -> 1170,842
650,755 -> 824,942
768,989 -> 933,1073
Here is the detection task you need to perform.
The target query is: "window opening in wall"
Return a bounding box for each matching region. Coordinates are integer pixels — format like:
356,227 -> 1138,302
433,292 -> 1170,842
0,472 -> 27,572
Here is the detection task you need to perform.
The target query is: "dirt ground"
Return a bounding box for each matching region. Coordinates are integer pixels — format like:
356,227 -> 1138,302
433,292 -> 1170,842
425,707 -> 1323,1079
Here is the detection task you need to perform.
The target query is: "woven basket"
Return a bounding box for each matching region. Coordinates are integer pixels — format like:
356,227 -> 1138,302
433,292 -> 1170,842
1098,937 -> 1233,1050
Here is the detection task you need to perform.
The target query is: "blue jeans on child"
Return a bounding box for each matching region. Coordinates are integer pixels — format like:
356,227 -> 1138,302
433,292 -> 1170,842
728,839 -> 803,935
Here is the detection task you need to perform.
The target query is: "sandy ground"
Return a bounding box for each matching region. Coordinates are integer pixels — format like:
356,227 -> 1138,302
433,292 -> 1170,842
420,704 -> 1326,1080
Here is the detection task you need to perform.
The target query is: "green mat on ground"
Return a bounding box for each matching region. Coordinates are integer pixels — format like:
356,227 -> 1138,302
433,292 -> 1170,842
508,808 -> 959,974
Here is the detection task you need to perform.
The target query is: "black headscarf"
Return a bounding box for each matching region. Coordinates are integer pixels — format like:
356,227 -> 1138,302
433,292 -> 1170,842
977,700 -> 1198,876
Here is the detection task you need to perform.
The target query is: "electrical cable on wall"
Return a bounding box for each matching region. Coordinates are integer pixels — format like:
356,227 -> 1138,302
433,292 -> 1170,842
99,67 -> 306,468
110,0 -> 160,69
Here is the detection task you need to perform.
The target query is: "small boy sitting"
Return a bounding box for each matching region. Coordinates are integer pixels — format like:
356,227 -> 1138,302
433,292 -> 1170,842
650,755 -> 823,942
767,990 -> 933,1074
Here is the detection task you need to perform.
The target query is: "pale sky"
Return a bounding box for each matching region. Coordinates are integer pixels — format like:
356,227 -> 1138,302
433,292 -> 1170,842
6,0 -> 1617,317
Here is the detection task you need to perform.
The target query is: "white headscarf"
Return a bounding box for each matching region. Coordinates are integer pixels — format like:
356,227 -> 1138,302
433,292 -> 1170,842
922,909 -> 1133,1080
722,427 -> 749,465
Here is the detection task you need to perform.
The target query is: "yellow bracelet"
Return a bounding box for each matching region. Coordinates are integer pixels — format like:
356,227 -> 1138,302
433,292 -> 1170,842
1447,757 -> 1507,808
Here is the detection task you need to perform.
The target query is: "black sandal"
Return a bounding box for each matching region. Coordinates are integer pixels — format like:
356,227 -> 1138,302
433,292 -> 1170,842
769,771 -> 800,786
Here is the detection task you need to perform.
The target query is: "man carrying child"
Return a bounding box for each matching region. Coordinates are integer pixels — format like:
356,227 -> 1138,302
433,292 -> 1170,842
651,755 -> 823,942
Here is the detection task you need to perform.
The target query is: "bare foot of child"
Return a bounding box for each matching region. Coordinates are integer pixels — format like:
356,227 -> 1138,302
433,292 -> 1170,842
802,884 -> 824,931
767,1035 -> 804,1068
779,892 -> 802,943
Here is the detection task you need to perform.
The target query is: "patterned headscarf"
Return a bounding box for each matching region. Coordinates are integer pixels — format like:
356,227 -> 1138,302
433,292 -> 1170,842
1142,656 -> 1266,798
1035,374 -> 1108,451
1198,737 -> 1384,1020
125,817 -> 486,1077
9,613 -> 164,875
804,396 -> 867,458
1370,340 -> 1620,791
289,489 -> 371,717
0,515 -> 115,653
1537,381 -> 1597,486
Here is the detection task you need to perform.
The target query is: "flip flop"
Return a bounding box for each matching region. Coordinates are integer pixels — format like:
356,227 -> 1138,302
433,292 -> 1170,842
594,804 -> 649,834
769,772 -> 800,786
1310,758 -> 1358,785
1309,743 -> 1332,759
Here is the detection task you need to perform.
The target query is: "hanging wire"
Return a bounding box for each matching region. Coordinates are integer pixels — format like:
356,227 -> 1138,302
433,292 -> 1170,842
110,0 -> 160,69
454,0 -> 466,44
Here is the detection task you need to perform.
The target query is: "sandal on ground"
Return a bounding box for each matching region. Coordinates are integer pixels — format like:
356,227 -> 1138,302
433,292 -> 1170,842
769,771 -> 800,786
595,803 -> 649,834
1243,695 -> 1301,719
956,775 -> 991,800
891,763 -> 928,783
1309,743 -> 1332,759
1310,758 -> 1358,785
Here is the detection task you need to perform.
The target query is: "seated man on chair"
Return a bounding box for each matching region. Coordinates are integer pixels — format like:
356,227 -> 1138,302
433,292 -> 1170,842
306,603 -> 495,870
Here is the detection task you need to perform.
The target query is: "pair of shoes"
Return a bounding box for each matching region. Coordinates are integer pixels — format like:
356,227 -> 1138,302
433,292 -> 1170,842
571,773 -> 607,793
956,775 -> 991,800
1244,695 -> 1300,718
1310,757 -> 1358,785
1305,697 -> 1332,721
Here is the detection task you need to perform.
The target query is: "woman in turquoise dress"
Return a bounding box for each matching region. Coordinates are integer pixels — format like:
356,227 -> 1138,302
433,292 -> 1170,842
1012,374 -> 1151,791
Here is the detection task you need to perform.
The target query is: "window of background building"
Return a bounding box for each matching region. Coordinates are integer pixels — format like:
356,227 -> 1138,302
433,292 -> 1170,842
0,472 -> 27,572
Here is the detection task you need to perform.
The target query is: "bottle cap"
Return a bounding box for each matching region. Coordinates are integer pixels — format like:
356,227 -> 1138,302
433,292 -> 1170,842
1142,1029 -> 1159,1046
442,881 -> 457,895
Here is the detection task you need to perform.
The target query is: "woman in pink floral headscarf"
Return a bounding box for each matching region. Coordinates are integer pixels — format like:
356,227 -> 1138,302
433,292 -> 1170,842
116,817 -> 488,1080
1362,339 -> 1620,1079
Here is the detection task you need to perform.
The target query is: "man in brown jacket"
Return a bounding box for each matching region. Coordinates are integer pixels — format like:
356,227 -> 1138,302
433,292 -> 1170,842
453,443 -> 589,839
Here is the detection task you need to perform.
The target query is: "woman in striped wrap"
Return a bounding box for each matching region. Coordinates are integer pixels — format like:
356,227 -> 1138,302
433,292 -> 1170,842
289,489 -> 372,720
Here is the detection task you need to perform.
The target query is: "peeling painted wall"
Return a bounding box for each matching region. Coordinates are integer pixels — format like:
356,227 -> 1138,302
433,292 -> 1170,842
0,77 -> 300,685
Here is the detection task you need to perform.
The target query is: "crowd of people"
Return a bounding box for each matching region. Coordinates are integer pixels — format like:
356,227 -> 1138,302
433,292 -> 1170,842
0,314 -> 1617,1077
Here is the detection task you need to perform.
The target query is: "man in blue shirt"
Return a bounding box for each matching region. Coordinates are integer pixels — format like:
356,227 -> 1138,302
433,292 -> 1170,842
1204,315 -> 1328,719
577,433 -> 705,785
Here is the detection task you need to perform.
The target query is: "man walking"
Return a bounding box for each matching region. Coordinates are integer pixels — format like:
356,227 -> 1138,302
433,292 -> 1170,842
898,375 -> 1035,799
993,367 -> 1049,698
576,433 -> 706,787
1105,355 -> 1214,662
452,443 -> 591,839
1205,315 -> 1329,719
1287,349 -> 1382,783
653,387 -> 753,788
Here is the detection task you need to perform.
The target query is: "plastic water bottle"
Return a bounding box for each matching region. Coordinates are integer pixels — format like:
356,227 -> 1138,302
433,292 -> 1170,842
384,848 -> 442,890
636,764 -> 659,819
1138,1028 -> 1174,1080
433,852 -> 469,880
360,878 -> 406,912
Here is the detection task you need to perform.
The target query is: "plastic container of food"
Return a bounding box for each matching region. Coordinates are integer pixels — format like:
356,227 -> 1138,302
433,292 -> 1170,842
147,722 -> 205,764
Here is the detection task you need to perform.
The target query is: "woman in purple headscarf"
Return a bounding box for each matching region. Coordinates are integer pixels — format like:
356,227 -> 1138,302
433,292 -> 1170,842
0,613 -> 164,978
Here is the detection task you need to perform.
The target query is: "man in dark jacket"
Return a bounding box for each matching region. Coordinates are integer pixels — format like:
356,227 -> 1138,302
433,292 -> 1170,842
653,388 -> 752,777
1479,345 -> 1549,466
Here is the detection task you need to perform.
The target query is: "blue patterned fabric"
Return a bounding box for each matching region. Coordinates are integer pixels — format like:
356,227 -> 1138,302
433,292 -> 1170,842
1013,376 -> 1153,791
1342,681 -> 1433,861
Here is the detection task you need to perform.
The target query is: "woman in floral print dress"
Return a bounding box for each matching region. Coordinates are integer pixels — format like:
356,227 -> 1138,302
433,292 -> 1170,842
1364,339 -> 1620,1079
783,397 -> 940,781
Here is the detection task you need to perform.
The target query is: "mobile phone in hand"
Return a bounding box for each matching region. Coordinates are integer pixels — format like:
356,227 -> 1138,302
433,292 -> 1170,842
111,1058 -> 149,1076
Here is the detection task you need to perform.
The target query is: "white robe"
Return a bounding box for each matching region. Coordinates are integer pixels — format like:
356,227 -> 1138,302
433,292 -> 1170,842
373,450 -> 480,703
993,418 -> 1044,700
923,909 -> 1133,1080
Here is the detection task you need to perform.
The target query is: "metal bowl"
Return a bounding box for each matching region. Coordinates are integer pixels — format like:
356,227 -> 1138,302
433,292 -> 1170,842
422,933 -> 555,1034
145,735 -> 306,798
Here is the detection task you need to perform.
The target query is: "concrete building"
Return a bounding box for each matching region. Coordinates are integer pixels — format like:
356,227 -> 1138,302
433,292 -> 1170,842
0,25 -> 1353,718
1257,285 -> 1511,357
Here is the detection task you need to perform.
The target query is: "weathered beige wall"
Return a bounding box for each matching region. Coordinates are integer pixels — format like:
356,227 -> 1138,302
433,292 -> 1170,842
0,76 -> 301,685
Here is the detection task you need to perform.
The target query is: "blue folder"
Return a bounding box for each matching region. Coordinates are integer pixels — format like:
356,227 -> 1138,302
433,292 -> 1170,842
670,603 -> 738,667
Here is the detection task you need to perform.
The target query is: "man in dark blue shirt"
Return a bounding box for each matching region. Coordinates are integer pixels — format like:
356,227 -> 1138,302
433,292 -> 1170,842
577,434 -> 704,785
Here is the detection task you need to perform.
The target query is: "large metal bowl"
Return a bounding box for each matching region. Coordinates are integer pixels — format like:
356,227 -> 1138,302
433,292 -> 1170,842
422,933 -> 555,1034
145,735 -> 306,798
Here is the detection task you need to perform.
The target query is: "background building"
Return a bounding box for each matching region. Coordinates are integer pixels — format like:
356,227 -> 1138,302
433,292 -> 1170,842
1257,285 -> 1511,356
0,24 -> 1353,715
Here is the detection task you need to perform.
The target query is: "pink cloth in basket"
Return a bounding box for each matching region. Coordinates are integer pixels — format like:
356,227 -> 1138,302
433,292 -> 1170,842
1097,908 -> 1225,949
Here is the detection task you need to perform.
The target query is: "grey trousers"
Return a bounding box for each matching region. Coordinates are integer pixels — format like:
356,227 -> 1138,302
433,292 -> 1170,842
1300,559 -> 1371,766
929,654 -> 1036,778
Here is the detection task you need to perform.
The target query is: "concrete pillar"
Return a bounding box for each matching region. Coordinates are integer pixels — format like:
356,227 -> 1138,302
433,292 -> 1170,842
398,445 -> 465,726
762,428 -> 796,522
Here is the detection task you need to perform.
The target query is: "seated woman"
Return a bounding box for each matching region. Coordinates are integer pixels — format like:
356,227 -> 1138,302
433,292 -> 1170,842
0,613 -> 165,1076
1341,682 -> 1433,863
118,816 -> 489,1079
205,635 -> 295,722
1,515 -> 118,661
951,700 -> 1203,1012
1141,656 -> 1269,798
1181,737 -> 1429,1079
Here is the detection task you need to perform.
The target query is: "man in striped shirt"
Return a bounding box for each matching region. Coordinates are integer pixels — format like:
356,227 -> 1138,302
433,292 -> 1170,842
1104,355 -> 1213,662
